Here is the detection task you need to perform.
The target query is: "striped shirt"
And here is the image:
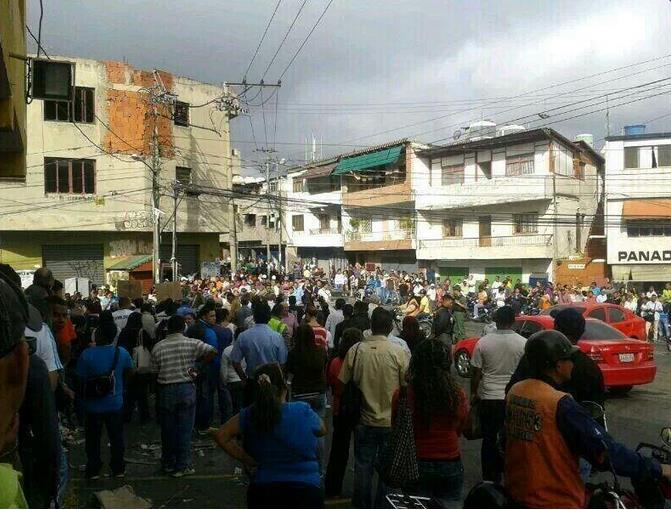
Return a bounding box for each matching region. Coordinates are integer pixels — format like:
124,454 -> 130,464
151,333 -> 215,385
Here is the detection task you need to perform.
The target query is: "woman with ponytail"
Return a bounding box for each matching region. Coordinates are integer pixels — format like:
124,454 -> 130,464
215,362 -> 326,508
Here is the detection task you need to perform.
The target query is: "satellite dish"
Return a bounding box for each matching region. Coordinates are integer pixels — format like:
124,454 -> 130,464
453,129 -> 462,140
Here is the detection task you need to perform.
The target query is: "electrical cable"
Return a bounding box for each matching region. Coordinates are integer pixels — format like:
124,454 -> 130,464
260,0 -> 308,80
244,0 -> 283,81
36,0 -> 44,58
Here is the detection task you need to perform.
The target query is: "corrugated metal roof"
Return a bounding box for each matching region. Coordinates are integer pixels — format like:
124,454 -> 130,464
107,255 -> 152,271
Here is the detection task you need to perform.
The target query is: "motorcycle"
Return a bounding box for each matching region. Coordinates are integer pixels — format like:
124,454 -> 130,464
393,307 -> 433,338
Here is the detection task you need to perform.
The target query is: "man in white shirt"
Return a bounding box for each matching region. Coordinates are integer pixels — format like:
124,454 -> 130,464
112,296 -> 135,342
220,343 -> 245,421
470,306 -> 526,483
325,298 -> 345,341
334,270 -> 347,293
466,274 -> 477,295
644,294 -> 664,342
490,276 -> 502,290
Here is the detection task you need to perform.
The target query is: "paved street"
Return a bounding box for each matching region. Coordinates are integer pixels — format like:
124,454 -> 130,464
65,326 -> 671,508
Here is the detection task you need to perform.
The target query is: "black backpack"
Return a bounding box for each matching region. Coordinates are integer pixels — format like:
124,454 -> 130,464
339,343 -> 363,428
84,346 -> 120,399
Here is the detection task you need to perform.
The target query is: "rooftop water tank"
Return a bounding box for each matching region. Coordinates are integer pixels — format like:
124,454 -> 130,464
575,133 -> 594,147
467,120 -> 496,141
623,124 -> 646,136
496,124 -> 526,137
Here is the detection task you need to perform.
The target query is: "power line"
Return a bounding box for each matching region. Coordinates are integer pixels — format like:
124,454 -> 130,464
277,0 -> 334,81
244,0 -> 283,81
260,0 -> 308,80
36,0 -> 44,58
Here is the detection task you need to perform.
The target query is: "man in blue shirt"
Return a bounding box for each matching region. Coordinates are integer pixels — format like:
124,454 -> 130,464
230,302 -> 287,406
76,311 -> 133,479
186,303 -> 223,433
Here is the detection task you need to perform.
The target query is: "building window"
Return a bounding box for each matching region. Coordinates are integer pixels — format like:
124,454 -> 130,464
44,158 -> 96,194
574,160 -> 586,180
259,215 -> 267,227
359,217 -> 372,233
514,213 -> 539,234
317,214 -> 330,232
506,154 -> 534,176
337,214 -> 342,233
292,215 -> 304,232
624,147 -> 639,169
627,220 -> 671,237
658,145 -> 671,167
442,218 -> 463,238
174,101 -> 189,127
44,87 -> 95,123
441,164 -> 464,186
268,180 -> 278,192
293,178 -> 305,193
244,214 -> 256,227
176,166 -> 192,185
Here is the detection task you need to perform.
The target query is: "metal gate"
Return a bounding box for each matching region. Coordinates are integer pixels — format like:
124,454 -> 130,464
159,244 -> 199,275
42,244 -> 105,285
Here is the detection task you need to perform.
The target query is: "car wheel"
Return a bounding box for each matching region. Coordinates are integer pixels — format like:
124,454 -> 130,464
455,349 -> 472,378
609,385 -> 633,396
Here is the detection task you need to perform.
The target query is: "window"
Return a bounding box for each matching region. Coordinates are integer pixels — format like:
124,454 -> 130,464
318,214 -> 330,232
441,164 -> 464,186
175,166 -> 191,185
588,308 -> 606,321
506,153 -> 534,176
337,214 -> 342,233
44,87 -> 95,123
519,321 -> 543,339
624,147 -> 639,169
259,215 -> 267,227
608,307 -> 626,323
268,180 -> 278,192
574,161 -> 586,180
627,220 -> 671,237
514,213 -> 539,234
244,214 -> 256,227
174,101 -> 189,127
442,218 -> 463,238
44,158 -> 95,194
292,214 -> 304,232
580,321 -> 626,341
658,146 -> 671,167
359,217 -> 372,233
293,178 -> 305,193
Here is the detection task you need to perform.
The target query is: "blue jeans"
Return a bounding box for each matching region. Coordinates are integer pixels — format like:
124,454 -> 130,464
408,459 -> 464,508
158,382 -> 196,471
353,424 -> 391,508
195,364 -> 219,431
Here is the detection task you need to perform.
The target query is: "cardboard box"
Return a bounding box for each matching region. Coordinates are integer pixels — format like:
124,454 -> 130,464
117,280 -> 143,300
156,281 -> 183,302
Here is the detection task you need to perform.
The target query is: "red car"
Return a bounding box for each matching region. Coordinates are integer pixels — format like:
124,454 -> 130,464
453,315 -> 656,394
540,303 -> 646,341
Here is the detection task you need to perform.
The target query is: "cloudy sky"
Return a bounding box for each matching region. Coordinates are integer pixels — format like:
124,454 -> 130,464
27,0 -> 671,174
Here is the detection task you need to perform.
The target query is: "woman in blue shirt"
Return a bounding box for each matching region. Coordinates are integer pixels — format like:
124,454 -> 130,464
215,362 -> 326,508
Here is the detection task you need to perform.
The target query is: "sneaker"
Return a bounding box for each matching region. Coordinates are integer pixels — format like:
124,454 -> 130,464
163,466 -> 176,474
172,467 -> 195,478
113,472 -> 126,479
86,474 -> 100,481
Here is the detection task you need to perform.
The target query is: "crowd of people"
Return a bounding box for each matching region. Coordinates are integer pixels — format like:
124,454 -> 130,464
2,260 -> 671,509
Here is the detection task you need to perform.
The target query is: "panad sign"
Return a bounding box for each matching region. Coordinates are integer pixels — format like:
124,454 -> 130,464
617,250 -> 671,263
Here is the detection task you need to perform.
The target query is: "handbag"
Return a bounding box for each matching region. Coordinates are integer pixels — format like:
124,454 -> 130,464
339,343 -> 363,428
84,346 -> 120,399
377,386 -> 419,488
463,399 -> 482,440
133,330 -> 153,373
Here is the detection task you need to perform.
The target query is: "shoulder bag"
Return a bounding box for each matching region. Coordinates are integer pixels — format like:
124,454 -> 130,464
133,330 -> 154,373
339,343 -> 363,428
84,346 -> 120,399
377,386 -> 419,488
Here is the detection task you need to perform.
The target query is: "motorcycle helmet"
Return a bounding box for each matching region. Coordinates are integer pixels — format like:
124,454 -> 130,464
525,330 -> 580,377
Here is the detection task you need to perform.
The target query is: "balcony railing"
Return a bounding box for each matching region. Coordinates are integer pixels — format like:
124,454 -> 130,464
307,228 -> 342,236
346,229 -> 415,242
418,233 -> 553,249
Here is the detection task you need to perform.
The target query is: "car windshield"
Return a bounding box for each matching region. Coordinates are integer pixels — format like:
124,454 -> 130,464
580,319 -> 627,341
540,305 -> 587,316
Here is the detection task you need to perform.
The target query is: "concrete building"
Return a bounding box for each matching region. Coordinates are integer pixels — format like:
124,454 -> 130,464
338,140 -> 428,272
0,0 -> 27,178
604,126 -> 671,286
416,128 -> 606,285
284,159 -> 346,270
0,57 -> 236,287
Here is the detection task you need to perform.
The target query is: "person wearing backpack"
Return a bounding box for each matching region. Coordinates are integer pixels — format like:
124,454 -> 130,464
391,338 -> 469,507
75,311 -> 134,479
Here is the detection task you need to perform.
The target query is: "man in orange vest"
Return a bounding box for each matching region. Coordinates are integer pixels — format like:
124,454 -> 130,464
505,330 -> 671,508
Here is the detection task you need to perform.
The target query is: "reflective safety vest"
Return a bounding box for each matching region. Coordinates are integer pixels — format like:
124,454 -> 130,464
504,379 -> 585,509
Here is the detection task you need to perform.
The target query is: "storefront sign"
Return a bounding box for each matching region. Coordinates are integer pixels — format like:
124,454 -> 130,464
617,250 -> 671,263
567,263 -> 586,270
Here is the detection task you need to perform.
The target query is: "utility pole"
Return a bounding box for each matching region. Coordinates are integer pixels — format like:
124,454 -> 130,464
151,100 -> 162,284
256,147 -> 277,277
171,181 -> 179,282
230,200 -> 238,273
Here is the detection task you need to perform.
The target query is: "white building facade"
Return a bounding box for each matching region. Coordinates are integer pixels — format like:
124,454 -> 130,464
604,128 -> 671,285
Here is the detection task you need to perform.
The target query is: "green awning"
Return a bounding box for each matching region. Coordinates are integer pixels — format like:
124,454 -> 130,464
333,145 -> 404,175
106,255 -> 152,271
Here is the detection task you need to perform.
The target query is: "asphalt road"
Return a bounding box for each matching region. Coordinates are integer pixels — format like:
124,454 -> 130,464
65,323 -> 671,508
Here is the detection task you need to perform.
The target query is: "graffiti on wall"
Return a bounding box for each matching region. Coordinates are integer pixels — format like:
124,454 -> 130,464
67,260 -> 101,280
109,238 -> 152,257
115,210 -> 153,231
